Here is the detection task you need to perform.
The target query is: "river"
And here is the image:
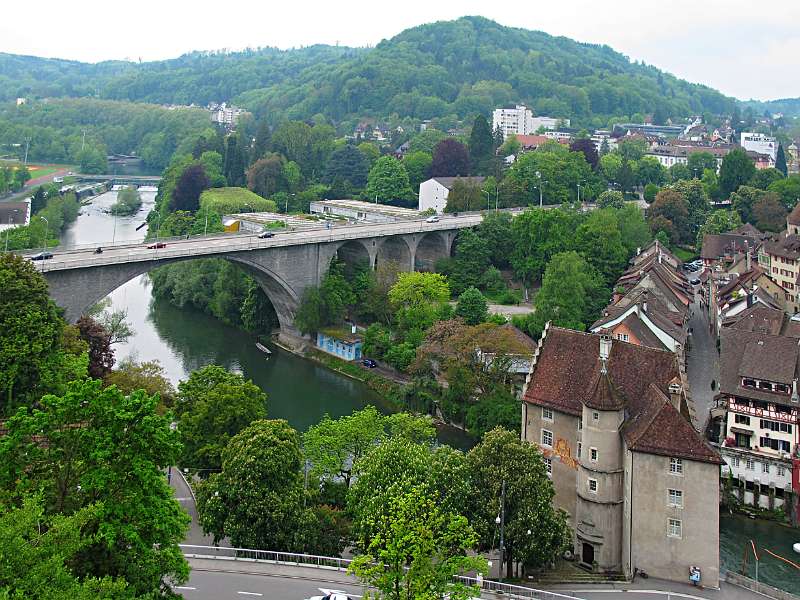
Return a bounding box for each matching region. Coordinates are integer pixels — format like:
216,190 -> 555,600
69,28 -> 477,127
63,189 -> 387,432
62,190 -> 798,591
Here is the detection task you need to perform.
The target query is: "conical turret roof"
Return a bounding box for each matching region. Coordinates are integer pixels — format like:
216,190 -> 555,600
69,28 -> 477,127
583,368 -> 626,411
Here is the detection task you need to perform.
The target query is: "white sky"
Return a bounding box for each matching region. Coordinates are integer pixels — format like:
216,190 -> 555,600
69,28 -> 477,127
2,0 -> 798,101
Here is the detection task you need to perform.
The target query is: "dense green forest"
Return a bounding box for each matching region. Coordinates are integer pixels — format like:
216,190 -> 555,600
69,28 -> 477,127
2,17 -> 742,128
0,98 -> 211,169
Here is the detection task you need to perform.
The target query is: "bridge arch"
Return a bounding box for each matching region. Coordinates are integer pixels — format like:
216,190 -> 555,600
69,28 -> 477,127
375,236 -> 412,271
414,231 -> 449,272
335,240 -> 373,277
43,254 -> 301,336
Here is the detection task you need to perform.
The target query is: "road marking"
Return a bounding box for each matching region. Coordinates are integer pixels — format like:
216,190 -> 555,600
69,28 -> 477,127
174,586 -> 196,591
175,497 -> 191,501
237,592 -> 263,597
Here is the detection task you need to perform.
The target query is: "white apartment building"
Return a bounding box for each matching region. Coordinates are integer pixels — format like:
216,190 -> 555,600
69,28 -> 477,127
492,104 -> 534,138
741,132 -> 777,161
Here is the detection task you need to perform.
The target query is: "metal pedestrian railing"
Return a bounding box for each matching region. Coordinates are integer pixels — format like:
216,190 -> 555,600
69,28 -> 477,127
179,545 -> 589,600
180,544 -> 353,571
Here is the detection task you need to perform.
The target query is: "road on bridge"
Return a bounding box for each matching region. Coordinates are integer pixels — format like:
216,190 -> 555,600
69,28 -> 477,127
26,211 -> 488,272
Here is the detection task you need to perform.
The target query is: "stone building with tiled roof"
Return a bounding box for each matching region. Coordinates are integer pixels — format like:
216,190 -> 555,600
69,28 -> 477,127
522,325 -> 721,586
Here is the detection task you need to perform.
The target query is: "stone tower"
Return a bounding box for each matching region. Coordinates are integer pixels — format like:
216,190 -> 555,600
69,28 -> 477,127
574,334 -> 625,572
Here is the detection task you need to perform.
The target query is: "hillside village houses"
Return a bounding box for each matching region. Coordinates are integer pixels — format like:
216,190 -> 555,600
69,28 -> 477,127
492,104 -> 569,138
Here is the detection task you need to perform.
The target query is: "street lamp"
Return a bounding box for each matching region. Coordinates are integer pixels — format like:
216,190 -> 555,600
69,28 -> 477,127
577,181 -> 582,205
483,190 -> 491,211
40,216 -> 49,252
497,480 -> 506,583
536,171 -> 544,207
287,193 -> 296,214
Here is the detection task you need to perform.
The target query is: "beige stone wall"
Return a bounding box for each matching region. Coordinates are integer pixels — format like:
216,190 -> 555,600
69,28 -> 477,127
626,450 -> 720,588
522,402 -> 580,521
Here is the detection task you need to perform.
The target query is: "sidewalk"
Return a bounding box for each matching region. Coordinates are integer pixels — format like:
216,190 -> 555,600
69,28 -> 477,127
169,467 -> 218,546
547,575 -> 783,600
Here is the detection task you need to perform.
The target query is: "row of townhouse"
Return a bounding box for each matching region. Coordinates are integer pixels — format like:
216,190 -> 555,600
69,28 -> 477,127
701,218 -> 800,524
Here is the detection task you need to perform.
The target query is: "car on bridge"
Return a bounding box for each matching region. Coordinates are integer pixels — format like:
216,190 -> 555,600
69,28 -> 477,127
30,251 -> 53,261
146,242 -> 167,249
307,591 -> 354,600
258,231 -> 275,238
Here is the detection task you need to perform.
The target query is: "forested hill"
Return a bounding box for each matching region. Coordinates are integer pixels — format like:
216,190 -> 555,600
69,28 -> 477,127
744,98 -> 800,119
3,16 -> 736,126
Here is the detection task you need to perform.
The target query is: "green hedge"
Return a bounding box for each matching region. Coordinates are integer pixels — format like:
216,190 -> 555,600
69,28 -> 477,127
199,187 -> 277,214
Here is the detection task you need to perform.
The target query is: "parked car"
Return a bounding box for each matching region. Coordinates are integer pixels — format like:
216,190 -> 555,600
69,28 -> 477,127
30,251 -> 53,261
425,215 -> 440,223
690,277 -> 701,285
146,242 -> 167,249
362,358 -> 378,368
258,231 -> 275,239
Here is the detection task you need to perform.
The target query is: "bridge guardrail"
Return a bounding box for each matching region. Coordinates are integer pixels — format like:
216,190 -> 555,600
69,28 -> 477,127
179,545 -> 587,600
32,217 -> 486,272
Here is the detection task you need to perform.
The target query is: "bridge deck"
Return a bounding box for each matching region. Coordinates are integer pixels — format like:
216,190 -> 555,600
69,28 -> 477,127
30,213 -> 486,273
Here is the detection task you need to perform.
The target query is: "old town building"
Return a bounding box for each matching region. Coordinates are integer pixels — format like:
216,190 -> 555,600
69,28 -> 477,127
522,325 -> 721,586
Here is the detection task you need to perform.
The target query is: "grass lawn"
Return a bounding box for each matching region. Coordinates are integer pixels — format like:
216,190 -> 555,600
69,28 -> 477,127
200,187 -> 277,213
672,247 -> 697,262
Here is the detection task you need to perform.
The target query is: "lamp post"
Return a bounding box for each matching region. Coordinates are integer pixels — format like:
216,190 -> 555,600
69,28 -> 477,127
40,216 -> 49,252
577,181 -> 582,205
498,479 -> 506,583
483,190 -> 491,211
536,171 -> 543,207
287,193 -> 295,214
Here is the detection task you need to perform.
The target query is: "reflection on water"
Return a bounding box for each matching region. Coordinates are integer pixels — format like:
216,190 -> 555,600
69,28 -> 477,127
719,512 -> 799,593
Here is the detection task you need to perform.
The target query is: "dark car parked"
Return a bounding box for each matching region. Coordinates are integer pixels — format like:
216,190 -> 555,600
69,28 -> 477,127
362,358 -> 377,368
30,251 -> 53,261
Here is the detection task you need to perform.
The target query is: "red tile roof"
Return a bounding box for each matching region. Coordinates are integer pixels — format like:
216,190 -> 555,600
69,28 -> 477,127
524,327 -> 719,463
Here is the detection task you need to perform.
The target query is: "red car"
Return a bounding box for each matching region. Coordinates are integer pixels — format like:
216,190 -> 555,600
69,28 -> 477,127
147,242 -> 167,249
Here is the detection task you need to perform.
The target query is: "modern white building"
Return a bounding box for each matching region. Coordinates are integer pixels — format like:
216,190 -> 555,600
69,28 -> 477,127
740,132 -> 777,161
533,116 -> 570,131
492,105 -> 535,138
418,177 -> 486,214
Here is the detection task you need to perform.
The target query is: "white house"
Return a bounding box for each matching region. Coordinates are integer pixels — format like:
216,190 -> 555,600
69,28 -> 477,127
741,132 -> 777,161
418,177 -> 486,214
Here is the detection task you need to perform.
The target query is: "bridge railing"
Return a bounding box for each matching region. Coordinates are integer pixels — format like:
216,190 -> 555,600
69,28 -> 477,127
31,216 -> 486,272
178,545 -> 587,600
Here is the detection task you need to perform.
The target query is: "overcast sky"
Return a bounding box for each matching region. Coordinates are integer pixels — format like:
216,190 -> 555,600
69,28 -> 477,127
2,0 -> 798,101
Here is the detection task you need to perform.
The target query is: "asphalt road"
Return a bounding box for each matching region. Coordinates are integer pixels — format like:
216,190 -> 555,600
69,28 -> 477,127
174,570 -> 759,600
175,570 -> 367,600
685,284 -> 719,429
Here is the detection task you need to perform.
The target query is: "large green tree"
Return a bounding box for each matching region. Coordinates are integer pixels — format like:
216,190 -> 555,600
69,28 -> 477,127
349,484 -> 485,600
468,114 -> 496,175
467,428 -> 571,578
768,174 -> 800,209
0,253 -> 87,416
324,144 -> 369,192
575,209 -> 628,285
175,365 -> 268,473
524,251 -> 607,337
455,287 -> 488,325
0,496 -> 132,599
719,148 -> 756,197
0,380 -> 189,596
365,156 -> 414,204
509,208 -> 583,287
696,210 -> 743,248
197,419 -> 306,550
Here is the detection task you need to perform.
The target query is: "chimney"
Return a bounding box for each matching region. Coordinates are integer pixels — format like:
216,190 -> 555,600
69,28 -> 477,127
668,380 -> 682,411
599,334 -> 612,373
792,378 -> 799,404
746,290 -> 753,308
642,290 -> 648,314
